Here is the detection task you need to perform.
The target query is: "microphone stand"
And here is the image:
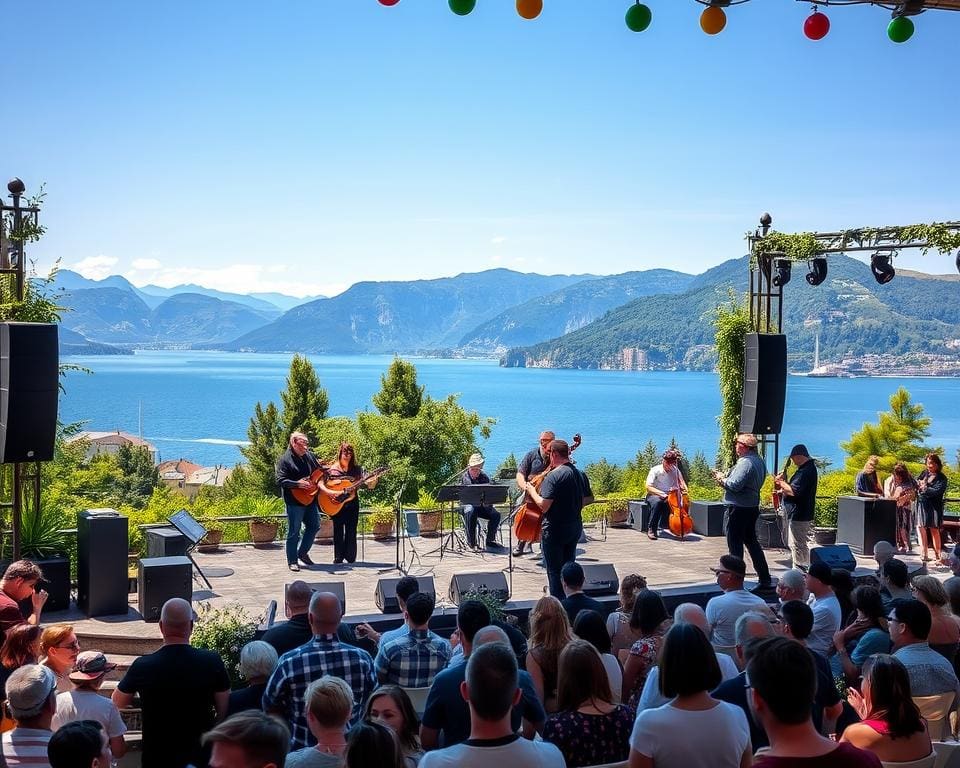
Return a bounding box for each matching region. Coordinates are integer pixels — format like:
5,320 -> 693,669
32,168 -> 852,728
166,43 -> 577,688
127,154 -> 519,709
379,474 -> 415,576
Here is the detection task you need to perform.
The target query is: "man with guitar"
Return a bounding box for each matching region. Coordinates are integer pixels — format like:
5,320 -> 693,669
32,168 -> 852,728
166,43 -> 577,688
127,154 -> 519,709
644,449 -> 687,540
513,430 -> 555,557
773,444 -> 818,570
318,442 -> 380,565
276,432 -> 323,573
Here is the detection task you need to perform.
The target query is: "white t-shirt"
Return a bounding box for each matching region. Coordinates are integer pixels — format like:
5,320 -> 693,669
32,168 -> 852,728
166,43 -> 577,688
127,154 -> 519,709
420,735 -> 564,768
705,590 -> 773,647
634,650 -> 739,713
646,464 -> 683,495
601,653 -> 623,704
52,689 -> 127,738
807,593 -> 841,654
630,700 -> 751,768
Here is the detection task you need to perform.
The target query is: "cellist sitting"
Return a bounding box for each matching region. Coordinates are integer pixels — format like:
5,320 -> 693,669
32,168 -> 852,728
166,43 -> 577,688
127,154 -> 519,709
644,449 -> 687,541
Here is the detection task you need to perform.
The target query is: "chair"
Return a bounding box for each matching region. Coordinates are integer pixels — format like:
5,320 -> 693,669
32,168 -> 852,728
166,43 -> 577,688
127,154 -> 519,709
402,686 -> 431,718
915,693 -> 957,742
934,741 -> 960,768
881,753 -> 936,768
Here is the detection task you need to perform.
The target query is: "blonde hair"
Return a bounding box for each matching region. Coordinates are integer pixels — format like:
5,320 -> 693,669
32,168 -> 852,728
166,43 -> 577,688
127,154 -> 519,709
912,575 -> 948,608
529,595 -> 573,650
40,624 -> 74,655
619,573 -> 648,613
305,675 -> 354,728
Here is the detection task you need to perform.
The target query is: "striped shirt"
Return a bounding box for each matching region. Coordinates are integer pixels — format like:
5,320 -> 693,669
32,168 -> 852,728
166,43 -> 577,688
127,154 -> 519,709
375,628 -> 452,688
2,727 -> 52,767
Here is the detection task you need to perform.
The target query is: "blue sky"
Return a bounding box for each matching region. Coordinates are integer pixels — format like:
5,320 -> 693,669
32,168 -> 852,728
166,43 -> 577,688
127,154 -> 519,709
12,1 -> 958,297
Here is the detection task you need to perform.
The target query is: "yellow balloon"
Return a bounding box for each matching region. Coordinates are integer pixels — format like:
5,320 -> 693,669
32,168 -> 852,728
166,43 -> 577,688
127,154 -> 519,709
517,0 -> 543,20
700,6 -> 726,35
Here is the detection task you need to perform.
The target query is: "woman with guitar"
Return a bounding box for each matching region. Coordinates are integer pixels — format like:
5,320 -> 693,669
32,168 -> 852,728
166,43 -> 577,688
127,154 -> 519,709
644,450 -> 687,541
318,442 -> 381,565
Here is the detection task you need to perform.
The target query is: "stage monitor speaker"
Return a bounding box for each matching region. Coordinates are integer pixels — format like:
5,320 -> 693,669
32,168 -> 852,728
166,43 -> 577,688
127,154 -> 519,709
375,576 -> 436,614
448,572 -> 509,605
146,527 -> 190,558
581,563 -> 619,597
739,333 -> 787,435
284,582 -> 346,615
810,545 -> 857,573
0,322 -> 58,463
138,556 -> 192,623
77,509 -> 129,617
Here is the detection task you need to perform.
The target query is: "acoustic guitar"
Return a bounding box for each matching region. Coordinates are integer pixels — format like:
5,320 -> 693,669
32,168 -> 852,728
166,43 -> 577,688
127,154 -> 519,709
290,466 -> 389,515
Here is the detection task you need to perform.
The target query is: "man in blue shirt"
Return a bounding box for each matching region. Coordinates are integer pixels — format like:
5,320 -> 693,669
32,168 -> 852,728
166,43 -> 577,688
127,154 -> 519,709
376,592 -> 452,688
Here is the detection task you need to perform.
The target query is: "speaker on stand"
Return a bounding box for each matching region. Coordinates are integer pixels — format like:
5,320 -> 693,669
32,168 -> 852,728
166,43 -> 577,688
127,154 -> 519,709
0,322 -> 58,463
739,333 -> 787,436
77,509 -> 130,617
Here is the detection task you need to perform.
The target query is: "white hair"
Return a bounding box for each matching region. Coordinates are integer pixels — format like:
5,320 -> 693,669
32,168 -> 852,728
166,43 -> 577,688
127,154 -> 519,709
734,611 -> 776,646
779,569 -> 806,593
240,640 -> 279,681
673,603 -> 709,635
473,625 -> 511,647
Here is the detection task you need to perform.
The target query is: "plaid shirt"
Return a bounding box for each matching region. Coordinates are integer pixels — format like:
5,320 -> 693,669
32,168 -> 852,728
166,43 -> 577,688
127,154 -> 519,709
375,627 -> 452,688
262,634 -> 376,750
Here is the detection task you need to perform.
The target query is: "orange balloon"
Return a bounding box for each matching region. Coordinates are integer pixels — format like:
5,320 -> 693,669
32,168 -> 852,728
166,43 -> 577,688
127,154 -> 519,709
517,0 -> 543,20
700,6 -> 726,35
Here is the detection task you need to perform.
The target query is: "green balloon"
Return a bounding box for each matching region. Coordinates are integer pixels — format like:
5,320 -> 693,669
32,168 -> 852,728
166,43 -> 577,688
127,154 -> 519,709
887,15 -> 914,43
448,0 -> 476,16
625,3 -> 652,33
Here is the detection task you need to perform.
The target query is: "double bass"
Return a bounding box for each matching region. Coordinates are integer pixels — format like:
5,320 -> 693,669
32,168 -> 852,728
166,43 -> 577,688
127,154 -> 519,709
667,454 -> 693,538
512,434 -> 582,543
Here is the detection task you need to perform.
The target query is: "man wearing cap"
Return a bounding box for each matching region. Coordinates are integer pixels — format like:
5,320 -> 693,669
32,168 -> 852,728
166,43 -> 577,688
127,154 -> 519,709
713,433 -> 772,589
460,453 -> 503,551
804,562 -> 841,655
2,663 -> 57,766
52,651 -> 127,758
774,444 -> 819,570
705,555 -> 776,647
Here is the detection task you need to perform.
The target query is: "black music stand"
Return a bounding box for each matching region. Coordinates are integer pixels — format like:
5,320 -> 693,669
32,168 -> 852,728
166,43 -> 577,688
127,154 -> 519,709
168,509 -> 212,590
459,484 -> 509,552
434,485 -> 467,558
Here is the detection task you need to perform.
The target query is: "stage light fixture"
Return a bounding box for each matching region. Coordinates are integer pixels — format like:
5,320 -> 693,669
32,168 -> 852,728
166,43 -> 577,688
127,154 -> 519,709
805,257 -> 828,286
870,252 -> 896,284
772,257 -> 792,287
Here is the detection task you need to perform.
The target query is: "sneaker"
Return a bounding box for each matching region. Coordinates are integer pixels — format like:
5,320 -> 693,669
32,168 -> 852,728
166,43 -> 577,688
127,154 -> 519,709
299,554 -> 315,566
288,563 -> 300,572
513,545 -> 526,557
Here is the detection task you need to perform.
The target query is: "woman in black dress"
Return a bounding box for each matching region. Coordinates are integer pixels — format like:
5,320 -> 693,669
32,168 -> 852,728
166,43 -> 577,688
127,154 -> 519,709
916,452 -> 948,563
319,442 -> 378,565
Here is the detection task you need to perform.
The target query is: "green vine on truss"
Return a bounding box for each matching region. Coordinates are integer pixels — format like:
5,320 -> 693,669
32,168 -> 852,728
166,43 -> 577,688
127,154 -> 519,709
712,293 -> 751,471
752,231 -> 823,262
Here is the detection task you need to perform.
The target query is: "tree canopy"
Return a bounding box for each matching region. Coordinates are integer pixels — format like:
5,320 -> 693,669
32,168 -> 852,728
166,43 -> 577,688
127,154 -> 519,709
841,386 -> 939,472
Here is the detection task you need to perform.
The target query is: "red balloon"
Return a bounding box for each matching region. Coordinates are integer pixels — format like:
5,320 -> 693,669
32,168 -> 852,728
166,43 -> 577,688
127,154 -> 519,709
804,11 -> 830,40
379,0 -> 401,5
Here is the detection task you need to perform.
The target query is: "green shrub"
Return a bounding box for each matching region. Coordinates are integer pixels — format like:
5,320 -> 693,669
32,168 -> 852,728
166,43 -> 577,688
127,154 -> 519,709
191,602 -> 259,689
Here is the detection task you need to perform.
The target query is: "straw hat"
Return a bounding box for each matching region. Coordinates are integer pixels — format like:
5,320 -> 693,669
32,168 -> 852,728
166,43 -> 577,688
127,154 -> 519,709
467,453 -> 485,468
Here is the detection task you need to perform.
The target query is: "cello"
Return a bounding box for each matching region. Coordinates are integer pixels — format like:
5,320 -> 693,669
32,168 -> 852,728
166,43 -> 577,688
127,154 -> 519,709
667,452 -> 693,539
512,434 -> 582,543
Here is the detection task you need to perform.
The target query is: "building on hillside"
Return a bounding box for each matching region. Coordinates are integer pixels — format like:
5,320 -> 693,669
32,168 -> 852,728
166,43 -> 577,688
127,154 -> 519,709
160,460 -> 233,500
68,431 -> 157,463
158,458 -> 204,492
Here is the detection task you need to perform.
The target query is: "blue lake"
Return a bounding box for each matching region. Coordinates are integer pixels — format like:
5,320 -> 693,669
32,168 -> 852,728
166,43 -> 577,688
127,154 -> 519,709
57,351 -> 960,469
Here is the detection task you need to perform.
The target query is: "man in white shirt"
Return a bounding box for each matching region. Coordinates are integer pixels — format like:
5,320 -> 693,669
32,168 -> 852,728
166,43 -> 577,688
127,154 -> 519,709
644,449 -> 686,540
804,562 -> 841,655
776,569 -> 807,604
705,555 -> 775,647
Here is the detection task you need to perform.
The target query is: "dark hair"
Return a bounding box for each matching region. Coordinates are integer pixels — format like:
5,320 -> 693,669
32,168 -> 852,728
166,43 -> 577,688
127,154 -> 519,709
945,578 -> 960,617
337,442 -> 359,472
48,720 -> 104,768
861,654 -> 924,739
719,554 -> 746,577
2,560 -> 43,583
573,609 -> 612,655
549,439 -> 570,459
779,600 -> 814,641
629,588 -> 669,634
618,573 -> 648,613
747,637 -> 816,724
465,642 -> 518,721
924,453 -> 944,472
851,585 -> 886,626
457,599 -> 491,643
346,719 -> 404,768
561,561 -> 585,589
404,592 -> 434,626
891,599 -> 932,641
202,710 -> 290,766
395,576 -> 419,604
882,558 -> 909,589
831,568 -> 855,628
893,463 -> 913,484
364,685 -> 421,754
659,623 -> 721,698
556,639 -> 612,712
0,624 -> 42,670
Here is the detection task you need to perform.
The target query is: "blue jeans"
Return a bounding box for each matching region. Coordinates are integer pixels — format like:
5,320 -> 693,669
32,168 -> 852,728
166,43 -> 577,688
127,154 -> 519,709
285,499 -> 320,565
541,527 -> 580,600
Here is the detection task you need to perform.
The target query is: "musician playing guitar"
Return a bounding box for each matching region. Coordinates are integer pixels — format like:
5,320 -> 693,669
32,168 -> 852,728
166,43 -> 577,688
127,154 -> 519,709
644,449 -> 687,541
276,431 -> 323,572
513,430 -> 555,556
318,442 -> 379,565
773,444 -> 818,570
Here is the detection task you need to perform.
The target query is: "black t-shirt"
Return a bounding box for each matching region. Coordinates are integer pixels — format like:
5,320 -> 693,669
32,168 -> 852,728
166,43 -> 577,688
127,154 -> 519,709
518,447 -> 549,479
561,592 -> 604,626
117,644 -> 230,768
275,448 -> 321,505
539,463 -> 584,537
784,460 -> 818,522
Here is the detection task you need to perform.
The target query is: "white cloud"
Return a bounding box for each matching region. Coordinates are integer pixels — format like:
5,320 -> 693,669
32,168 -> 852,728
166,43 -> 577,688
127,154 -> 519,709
131,258 -> 161,270
69,255 -> 118,280
124,262 -> 337,298
491,236 -> 507,245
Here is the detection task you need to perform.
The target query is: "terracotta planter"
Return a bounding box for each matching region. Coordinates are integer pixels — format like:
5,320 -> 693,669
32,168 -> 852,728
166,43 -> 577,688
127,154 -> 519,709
813,527 -> 837,546
418,511 -> 441,538
372,521 -> 395,541
316,517 -> 334,545
249,520 -> 279,547
609,503 -> 630,528
197,529 -> 224,552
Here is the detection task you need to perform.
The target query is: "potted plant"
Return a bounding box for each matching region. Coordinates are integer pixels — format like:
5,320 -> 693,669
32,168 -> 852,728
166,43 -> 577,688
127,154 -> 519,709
16,507 -> 72,612
197,524 -> 224,552
813,497 -> 838,546
369,506 -> 396,541
415,491 -> 441,538
607,498 -> 631,528
247,496 -> 282,547
316,515 -> 334,545
191,602 -> 258,688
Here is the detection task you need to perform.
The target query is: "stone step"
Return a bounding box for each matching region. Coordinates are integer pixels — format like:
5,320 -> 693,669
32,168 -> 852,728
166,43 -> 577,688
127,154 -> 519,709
74,629 -> 162,657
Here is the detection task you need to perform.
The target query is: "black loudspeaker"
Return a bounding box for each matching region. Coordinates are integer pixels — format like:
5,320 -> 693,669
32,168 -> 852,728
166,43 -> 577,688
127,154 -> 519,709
837,496 -> 897,556
375,576 -> 436,614
284,582 -> 346,614
77,509 -> 129,617
138,556 -> 192,622
146,527 -> 190,558
448,572 -> 509,605
739,333 -> 787,435
628,501 -> 650,532
581,564 -> 619,597
690,501 -> 725,537
810,545 -> 857,573
0,322 -> 58,463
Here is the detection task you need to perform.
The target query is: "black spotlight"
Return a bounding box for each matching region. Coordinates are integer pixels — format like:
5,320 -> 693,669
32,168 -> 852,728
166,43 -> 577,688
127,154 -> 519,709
772,257 -> 792,287
805,257 -> 828,286
870,253 -> 895,285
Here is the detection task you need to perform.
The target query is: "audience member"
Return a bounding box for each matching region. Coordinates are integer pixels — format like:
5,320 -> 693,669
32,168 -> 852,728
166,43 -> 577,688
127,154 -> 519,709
855,456 -> 883,498
113,597 -> 230,768
606,573 -> 648,657
621,589 -> 671,708
0,624 -> 41,697
911,575 -> 960,660
285,676 -> 353,768
831,586 -> 891,683
776,569 -> 807,605
841,654 -> 932,764
376,592 -> 451,687
748,636 -> 881,767
572,609 -> 622,703
889,598 -> 960,699
419,643 -> 564,768
706,555 -> 774,648
365,685 -> 422,768
526,595 -> 573,713
916,453 -> 948,563
345,720 -> 404,768
262,581 -> 359,656
203,710 -> 290,768
264,592 -> 376,750
228,641 -> 279,716
831,569 -> 856,629
559,562 -> 603,626
543,639 -> 632,768
47,720 -> 110,768
2,664 -> 56,767
804,563 -> 840,655
888,463 -> 917,554
627,623 -> 751,768
881,559 -> 912,605
0,561 -> 47,644
52,651 -> 126,757
873,541 -> 895,572
357,577 -> 442,650
40,625 -> 80,694
945,569 -> 960,621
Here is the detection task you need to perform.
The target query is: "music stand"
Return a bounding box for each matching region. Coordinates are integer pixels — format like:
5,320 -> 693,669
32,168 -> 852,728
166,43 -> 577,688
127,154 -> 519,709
434,485 -> 467,558
167,509 -> 212,590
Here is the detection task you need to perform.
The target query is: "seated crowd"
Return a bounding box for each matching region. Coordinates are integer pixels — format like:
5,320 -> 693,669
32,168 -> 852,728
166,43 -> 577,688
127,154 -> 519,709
5,544 -> 960,768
